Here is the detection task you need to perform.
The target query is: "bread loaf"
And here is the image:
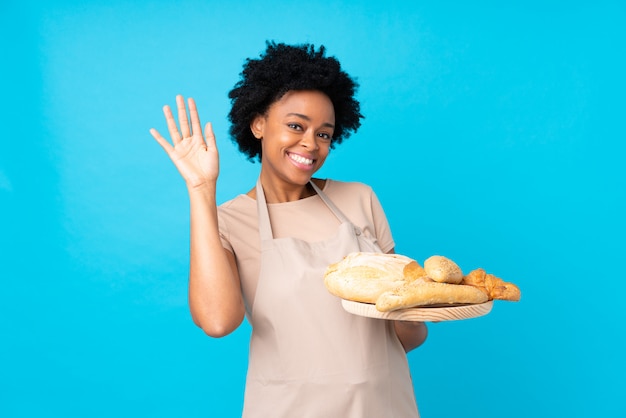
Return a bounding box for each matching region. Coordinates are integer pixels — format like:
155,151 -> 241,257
324,252 -> 424,303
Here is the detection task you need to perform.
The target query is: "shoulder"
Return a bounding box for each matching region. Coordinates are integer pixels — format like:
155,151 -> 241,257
325,179 -> 374,196
217,194 -> 258,247
217,194 -> 256,225
218,193 -> 253,211
324,179 -> 383,213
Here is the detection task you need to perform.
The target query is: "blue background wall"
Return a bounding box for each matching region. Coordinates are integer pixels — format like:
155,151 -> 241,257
2,1 -> 624,416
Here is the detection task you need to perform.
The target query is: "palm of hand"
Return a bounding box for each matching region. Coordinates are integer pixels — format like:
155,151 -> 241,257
150,95 -> 219,189
168,131 -> 218,188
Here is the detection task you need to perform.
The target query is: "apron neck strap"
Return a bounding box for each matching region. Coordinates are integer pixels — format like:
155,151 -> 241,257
255,178 -> 273,241
308,180 -> 350,223
256,179 -> 352,241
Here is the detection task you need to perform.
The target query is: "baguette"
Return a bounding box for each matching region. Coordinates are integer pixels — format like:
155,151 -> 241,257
375,279 -> 489,312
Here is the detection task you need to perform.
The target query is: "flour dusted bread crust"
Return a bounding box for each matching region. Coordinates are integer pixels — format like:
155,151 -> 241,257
324,252 -> 425,304
324,252 -> 520,313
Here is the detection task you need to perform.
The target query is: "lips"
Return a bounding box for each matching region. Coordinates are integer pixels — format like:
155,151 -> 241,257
287,152 -> 315,166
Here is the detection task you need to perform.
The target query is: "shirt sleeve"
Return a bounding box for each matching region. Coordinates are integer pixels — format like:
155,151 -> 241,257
216,208 -> 235,253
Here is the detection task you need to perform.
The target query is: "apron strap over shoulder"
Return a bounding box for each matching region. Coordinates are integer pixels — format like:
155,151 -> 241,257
310,180 -> 366,238
308,180 -> 351,224
255,178 -> 273,241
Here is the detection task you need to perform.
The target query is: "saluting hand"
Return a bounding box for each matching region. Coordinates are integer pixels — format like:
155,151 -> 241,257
150,95 -> 219,189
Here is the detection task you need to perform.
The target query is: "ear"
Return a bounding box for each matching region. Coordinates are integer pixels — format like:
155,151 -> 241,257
250,114 -> 265,140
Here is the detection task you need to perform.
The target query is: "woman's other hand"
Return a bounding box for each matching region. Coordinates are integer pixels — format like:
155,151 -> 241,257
150,95 -> 219,189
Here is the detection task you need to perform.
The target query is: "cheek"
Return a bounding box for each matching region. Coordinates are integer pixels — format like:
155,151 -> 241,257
318,144 -> 331,162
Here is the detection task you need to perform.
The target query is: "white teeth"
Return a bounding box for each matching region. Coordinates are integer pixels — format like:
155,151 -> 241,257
289,153 -> 314,165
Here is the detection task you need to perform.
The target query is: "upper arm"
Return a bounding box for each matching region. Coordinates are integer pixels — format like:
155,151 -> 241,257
223,247 -> 246,322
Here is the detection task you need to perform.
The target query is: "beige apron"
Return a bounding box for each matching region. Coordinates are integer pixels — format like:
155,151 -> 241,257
240,179 -> 419,417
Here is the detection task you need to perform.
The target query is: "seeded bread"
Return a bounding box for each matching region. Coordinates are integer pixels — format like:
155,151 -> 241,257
424,255 -> 464,284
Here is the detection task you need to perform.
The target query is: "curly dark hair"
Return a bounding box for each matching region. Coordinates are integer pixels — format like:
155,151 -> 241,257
227,41 -> 364,162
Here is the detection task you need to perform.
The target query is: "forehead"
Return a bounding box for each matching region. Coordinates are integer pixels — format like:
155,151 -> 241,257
268,90 -> 335,120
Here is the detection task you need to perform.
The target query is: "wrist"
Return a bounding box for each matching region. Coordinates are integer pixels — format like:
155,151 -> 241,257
187,181 -> 217,197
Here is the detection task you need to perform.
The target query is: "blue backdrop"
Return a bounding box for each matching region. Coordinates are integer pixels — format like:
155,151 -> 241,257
2,1 -> 625,417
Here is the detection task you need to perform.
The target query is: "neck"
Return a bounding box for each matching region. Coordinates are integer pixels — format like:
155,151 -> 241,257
262,180 -> 314,203
249,174 -> 324,203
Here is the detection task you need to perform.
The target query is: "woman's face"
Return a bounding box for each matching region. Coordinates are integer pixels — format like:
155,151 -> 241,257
252,90 -> 335,189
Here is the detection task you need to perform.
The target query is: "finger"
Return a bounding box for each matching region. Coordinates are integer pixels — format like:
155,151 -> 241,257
204,122 -> 217,150
163,104 -> 182,144
188,97 -> 203,139
149,128 -> 174,154
176,95 -> 191,138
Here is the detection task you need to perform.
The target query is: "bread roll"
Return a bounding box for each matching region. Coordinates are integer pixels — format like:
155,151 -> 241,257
424,255 -> 463,284
324,252 -> 424,303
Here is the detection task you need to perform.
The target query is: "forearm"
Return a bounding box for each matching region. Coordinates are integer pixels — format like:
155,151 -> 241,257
187,184 -> 245,337
394,321 -> 428,353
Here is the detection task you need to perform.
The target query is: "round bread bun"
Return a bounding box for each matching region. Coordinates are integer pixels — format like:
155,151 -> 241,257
424,255 -> 463,284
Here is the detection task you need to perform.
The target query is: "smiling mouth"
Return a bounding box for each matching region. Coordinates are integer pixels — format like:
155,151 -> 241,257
288,153 -> 314,166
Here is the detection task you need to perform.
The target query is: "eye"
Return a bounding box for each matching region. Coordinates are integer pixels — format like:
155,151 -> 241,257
317,132 -> 332,140
287,123 -> 303,131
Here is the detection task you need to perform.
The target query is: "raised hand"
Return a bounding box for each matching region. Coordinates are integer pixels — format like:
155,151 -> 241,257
150,95 -> 219,189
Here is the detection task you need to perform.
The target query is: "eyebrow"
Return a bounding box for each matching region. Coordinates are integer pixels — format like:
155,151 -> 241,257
286,113 -> 335,129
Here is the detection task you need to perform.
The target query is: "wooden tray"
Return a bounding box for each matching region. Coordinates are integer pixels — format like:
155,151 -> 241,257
341,299 -> 493,322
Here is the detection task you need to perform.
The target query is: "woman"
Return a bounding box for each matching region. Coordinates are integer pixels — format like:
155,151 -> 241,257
150,42 -> 427,417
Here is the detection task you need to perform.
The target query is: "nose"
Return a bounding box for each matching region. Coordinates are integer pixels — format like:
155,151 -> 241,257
301,129 -> 319,150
